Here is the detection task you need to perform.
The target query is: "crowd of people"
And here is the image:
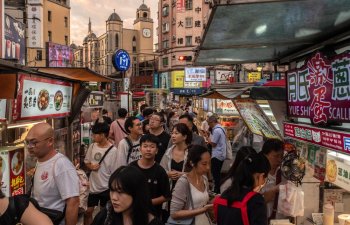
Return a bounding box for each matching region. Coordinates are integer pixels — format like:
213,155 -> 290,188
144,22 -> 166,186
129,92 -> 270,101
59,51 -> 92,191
0,103 -> 286,225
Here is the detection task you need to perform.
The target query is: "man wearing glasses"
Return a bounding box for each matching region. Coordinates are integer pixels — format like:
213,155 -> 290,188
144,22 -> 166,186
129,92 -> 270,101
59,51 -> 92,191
148,112 -> 170,163
25,123 -> 79,225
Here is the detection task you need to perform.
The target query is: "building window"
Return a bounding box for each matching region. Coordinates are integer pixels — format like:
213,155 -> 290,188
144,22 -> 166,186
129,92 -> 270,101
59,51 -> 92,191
48,31 -> 52,42
48,11 -> 52,22
185,0 -> 193,10
162,5 -> 169,17
162,57 -> 168,67
185,36 -> 192,46
36,50 -> 42,60
116,34 -> 119,49
65,36 -> 68,45
185,17 -> 192,28
162,23 -> 169,33
177,38 -> 183,45
162,40 -> 169,49
132,36 -> 137,53
64,17 -> 68,27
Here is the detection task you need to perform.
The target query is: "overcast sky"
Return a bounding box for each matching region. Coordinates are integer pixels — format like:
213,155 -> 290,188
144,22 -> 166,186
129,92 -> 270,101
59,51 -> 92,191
70,0 -> 158,46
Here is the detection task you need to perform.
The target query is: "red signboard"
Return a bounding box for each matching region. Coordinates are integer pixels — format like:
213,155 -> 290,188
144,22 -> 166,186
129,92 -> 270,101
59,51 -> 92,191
12,73 -> 73,121
284,122 -> 350,154
9,148 -> 25,195
287,52 -> 350,125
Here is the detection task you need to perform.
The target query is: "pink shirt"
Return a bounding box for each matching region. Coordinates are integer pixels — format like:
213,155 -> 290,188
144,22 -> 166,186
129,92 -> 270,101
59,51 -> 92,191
109,119 -> 127,147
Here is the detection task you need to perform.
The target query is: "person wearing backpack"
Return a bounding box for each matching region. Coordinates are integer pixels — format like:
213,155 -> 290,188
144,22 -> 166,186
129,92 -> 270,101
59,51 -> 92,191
116,116 -> 143,166
213,154 -> 270,225
84,120 -> 118,225
204,115 -> 227,194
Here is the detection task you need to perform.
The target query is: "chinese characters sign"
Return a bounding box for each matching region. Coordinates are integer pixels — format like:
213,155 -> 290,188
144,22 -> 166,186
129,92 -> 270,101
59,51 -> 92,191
171,71 -> 184,88
287,52 -> 350,124
185,67 -> 206,82
0,146 -> 25,196
326,152 -> 350,192
284,122 -> 350,154
234,99 -> 281,139
216,100 -> 238,115
27,4 -> 43,48
215,70 -> 234,84
12,74 -> 72,121
248,72 -> 261,82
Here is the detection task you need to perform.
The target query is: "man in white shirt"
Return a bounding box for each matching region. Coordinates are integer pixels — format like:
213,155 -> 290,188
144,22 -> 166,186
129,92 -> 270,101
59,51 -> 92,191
84,121 -> 118,225
25,123 -> 79,225
116,116 -> 143,166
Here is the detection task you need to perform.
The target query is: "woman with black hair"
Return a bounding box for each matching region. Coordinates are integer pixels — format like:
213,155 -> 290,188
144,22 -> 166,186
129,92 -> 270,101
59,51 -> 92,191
0,169 -> 53,225
169,145 -> 212,225
160,123 -> 192,189
92,166 -> 163,225
220,146 -> 257,193
213,154 -> 271,225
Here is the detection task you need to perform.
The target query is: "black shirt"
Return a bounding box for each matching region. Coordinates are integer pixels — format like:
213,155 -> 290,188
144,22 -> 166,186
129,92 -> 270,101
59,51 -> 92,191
130,161 -> 171,217
216,189 -> 267,225
170,159 -> 184,189
154,131 -> 171,163
0,195 -> 30,225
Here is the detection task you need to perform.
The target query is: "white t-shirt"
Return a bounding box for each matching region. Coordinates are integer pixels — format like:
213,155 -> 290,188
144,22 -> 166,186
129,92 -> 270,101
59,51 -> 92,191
32,153 -> 79,213
116,136 -> 141,166
84,143 -> 118,193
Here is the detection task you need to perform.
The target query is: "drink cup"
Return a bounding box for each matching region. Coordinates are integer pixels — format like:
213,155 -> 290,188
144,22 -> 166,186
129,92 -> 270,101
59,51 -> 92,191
15,43 -> 20,59
339,215 -> 350,225
12,42 -> 15,59
6,40 -> 11,57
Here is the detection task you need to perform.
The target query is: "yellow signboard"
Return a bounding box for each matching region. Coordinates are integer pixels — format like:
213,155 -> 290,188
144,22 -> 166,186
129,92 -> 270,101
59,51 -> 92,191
248,72 -> 261,82
171,71 -> 184,88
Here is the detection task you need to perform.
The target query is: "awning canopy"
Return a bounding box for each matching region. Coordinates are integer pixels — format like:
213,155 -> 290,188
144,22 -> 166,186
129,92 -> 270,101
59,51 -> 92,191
195,0 -> 350,66
37,67 -> 115,82
200,87 -> 250,99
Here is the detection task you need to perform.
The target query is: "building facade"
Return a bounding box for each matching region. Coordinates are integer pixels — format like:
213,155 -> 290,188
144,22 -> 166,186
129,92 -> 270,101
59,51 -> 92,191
26,0 -> 71,67
73,3 -> 155,86
157,0 -> 211,95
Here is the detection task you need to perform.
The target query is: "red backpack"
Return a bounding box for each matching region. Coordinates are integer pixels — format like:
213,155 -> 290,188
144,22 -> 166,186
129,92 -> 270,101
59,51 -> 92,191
213,191 -> 257,225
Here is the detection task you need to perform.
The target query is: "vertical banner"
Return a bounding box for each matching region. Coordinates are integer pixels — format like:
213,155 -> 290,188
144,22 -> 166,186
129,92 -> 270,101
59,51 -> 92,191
177,0 -> 185,12
153,72 -> 159,88
0,0 -> 3,58
27,4 -> 44,48
4,15 -> 25,65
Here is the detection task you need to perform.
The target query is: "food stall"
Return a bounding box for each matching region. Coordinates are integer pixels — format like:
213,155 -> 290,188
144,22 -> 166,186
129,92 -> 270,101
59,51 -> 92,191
0,63 -> 114,196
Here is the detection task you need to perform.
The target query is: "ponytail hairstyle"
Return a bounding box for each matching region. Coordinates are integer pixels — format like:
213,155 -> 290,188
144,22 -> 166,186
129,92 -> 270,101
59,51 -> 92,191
223,153 -> 270,205
185,145 -> 210,171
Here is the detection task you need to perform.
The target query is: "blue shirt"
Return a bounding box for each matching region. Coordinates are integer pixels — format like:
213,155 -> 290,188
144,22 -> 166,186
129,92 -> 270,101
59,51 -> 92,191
211,124 -> 226,161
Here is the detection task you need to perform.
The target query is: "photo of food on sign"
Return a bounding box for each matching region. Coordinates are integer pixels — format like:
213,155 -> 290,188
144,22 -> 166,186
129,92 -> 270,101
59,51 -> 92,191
54,90 -> 63,111
326,159 -> 337,182
38,89 -> 49,111
11,151 -> 24,176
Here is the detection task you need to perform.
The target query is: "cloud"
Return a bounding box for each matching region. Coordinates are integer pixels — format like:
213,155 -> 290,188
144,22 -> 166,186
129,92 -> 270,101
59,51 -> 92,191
70,0 -> 158,46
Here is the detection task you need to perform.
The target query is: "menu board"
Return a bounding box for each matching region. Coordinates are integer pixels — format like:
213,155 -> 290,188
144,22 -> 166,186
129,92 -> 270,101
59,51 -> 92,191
12,73 -> 72,121
84,91 -> 104,108
234,99 -> 281,139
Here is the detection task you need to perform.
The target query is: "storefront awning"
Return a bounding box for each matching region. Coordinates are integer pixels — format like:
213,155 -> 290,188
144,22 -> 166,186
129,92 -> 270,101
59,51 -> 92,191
200,87 -> 250,99
37,68 -> 115,82
195,0 -> 350,66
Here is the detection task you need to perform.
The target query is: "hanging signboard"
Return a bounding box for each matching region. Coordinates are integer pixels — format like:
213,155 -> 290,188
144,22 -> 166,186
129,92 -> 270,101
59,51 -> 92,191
215,100 -> 238,115
215,70 -> 234,84
185,67 -> 206,82
112,49 -> 130,72
326,152 -> 350,192
4,14 -> 25,65
153,72 -> 159,88
12,73 -> 72,121
287,52 -> 350,125
247,72 -> 261,82
171,71 -> 184,88
234,99 -> 281,139
83,91 -> 104,108
159,72 -> 169,89
284,122 -> 350,155
27,4 -> 44,48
